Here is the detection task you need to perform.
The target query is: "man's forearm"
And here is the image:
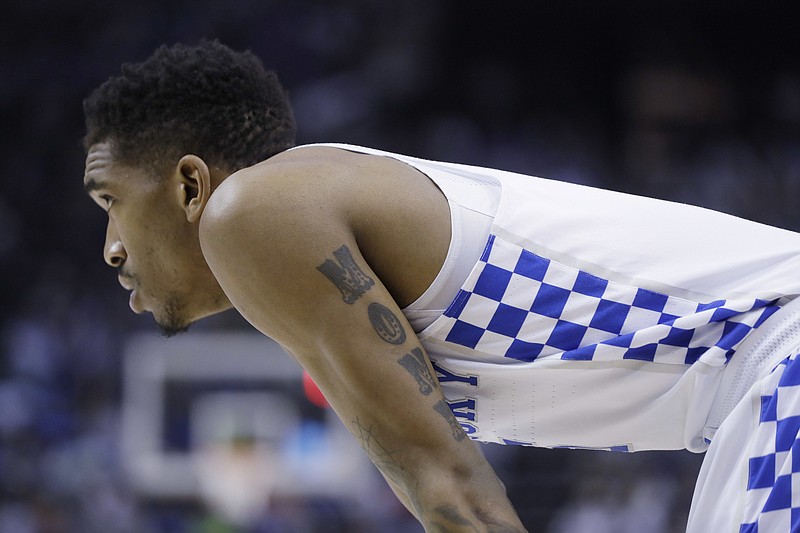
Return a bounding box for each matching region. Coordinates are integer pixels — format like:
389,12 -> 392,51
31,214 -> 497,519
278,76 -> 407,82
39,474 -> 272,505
383,465 -> 527,532
381,471 -> 423,521
362,425 -> 526,532
410,461 -> 528,533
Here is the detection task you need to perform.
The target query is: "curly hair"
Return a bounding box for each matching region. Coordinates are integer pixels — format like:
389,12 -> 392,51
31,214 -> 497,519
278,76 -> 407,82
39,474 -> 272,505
83,40 -> 296,176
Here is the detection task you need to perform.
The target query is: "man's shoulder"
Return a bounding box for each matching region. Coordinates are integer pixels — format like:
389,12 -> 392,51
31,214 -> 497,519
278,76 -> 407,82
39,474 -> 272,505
204,144 -> 430,226
203,147 -> 348,225
249,144 -> 387,178
199,143 -> 451,316
198,146 -> 384,257
197,148 -> 358,304
212,145 -> 388,199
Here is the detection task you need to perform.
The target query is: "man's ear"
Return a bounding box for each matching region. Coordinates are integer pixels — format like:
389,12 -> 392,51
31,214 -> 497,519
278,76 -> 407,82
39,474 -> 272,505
175,155 -> 211,223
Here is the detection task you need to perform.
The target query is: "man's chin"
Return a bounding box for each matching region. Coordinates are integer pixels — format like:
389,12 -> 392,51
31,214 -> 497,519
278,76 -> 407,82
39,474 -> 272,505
157,320 -> 191,338
152,301 -> 192,338
149,295 -> 231,338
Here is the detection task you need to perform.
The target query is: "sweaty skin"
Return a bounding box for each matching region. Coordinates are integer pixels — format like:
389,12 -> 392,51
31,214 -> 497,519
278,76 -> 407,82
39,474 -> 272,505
86,144 -> 527,532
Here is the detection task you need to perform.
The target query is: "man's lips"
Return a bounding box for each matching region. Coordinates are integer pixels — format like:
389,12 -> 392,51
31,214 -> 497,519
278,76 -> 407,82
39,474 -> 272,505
118,275 -> 134,291
129,289 -> 143,313
118,274 -> 144,313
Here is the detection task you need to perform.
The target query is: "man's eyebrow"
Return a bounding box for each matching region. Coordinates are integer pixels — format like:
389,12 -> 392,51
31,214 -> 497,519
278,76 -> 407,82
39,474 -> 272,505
83,178 -> 104,194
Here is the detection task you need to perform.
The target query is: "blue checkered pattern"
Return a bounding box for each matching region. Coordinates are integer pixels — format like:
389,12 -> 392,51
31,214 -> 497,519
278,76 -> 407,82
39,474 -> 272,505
441,234 -> 779,365
740,350 -> 800,532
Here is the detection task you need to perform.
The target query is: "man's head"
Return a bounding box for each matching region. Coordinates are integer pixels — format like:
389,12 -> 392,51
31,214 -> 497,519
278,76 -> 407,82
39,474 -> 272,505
83,41 -> 296,336
83,39 -> 296,177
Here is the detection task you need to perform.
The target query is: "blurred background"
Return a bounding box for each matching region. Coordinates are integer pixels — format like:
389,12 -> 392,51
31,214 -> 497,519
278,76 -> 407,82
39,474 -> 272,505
1,1 -> 799,531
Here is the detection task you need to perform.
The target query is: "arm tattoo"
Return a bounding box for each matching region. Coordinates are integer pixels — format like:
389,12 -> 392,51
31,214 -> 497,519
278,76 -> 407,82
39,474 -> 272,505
398,348 -> 437,395
433,400 -> 467,442
352,417 -> 409,487
368,302 -> 407,345
316,245 -> 374,304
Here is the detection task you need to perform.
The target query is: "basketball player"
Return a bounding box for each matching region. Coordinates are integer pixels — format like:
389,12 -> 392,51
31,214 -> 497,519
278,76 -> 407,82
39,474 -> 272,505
83,41 -> 800,532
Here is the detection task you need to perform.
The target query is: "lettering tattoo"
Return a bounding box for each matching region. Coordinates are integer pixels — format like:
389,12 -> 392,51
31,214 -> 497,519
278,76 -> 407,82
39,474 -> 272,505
398,348 -> 437,395
352,417 -> 409,487
433,400 -> 467,442
368,303 -> 407,345
317,245 -> 374,304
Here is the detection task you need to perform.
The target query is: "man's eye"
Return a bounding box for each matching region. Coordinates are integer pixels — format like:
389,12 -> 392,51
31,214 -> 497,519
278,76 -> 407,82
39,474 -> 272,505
99,195 -> 115,209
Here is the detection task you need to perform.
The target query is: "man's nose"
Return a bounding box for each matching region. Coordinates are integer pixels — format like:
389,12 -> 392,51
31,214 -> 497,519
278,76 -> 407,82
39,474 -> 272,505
103,221 -> 127,268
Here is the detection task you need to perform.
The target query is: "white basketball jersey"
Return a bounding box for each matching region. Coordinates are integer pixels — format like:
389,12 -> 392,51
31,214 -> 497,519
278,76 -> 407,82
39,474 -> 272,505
310,144 -> 800,453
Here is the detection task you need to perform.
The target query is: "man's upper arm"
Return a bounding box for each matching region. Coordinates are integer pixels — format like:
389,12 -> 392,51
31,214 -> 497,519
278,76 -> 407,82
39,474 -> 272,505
200,172 -> 470,465
199,162 -> 526,531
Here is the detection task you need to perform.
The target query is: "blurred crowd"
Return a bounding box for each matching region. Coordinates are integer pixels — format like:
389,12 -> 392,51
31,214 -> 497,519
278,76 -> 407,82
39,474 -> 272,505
1,1 -> 799,531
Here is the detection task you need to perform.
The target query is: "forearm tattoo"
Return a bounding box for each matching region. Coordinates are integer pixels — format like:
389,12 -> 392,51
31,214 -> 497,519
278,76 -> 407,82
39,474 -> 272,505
398,348 -> 437,395
399,350 -> 467,442
352,417 -> 409,488
317,245 -> 374,304
368,302 -> 407,345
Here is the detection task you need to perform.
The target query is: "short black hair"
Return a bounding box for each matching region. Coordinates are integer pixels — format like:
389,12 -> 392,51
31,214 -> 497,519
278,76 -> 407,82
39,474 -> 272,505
83,40 -> 296,176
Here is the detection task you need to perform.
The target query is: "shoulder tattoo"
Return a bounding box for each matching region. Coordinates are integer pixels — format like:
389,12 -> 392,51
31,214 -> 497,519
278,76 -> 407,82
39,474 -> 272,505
317,245 -> 374,304
368,303 -> 407,345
